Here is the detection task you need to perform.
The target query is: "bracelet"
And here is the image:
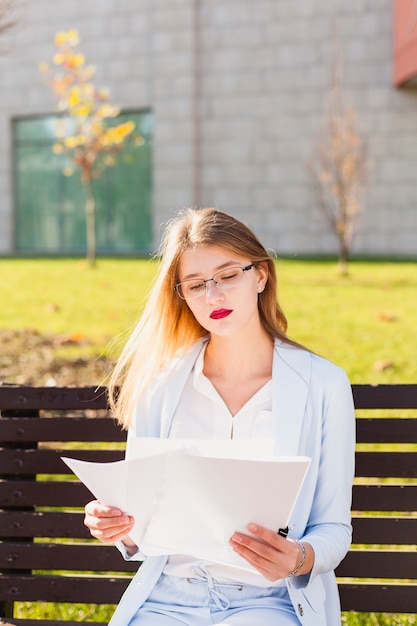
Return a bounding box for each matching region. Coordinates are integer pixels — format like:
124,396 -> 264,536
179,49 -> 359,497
287,540 -> 307,577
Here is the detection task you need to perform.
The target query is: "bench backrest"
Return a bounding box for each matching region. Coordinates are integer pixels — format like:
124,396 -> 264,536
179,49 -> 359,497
1,384 -> 417,622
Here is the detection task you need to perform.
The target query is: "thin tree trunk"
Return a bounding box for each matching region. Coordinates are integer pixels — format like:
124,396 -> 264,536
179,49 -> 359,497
338,238 -> 349,275
84,180 -> 96,267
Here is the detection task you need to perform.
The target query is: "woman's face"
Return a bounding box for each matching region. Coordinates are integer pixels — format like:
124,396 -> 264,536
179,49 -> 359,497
177,245 -> 268,339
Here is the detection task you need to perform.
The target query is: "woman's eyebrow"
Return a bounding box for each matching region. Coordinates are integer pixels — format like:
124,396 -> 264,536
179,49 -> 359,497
180,261 -> 242,281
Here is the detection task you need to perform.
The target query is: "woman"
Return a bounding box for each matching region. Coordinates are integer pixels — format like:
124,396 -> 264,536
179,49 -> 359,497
84,207 -> 355,626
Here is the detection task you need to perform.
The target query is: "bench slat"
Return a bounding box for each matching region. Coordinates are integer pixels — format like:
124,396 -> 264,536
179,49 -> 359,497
0,574 -> 130,604
336,549 -> 417,578
356,418 -> 417,443
0,481 -> 93,507
351,516 -> 417,545
0,511 -> 90,539
3,416 -> 416,444
2,482 -> 416,511
3,449 -> 417,478
352,384 -> 417,409
352,484 -> 417,511
0,417 -> 126,443
0,449 -> 125,474
0,607 -> 109,626
355,451 -> 417,477
2,512 -> 414,546
0,388 -> 108,411
2,384 -> 416,411
0,543 -> 139,573
339,582 -> 417,613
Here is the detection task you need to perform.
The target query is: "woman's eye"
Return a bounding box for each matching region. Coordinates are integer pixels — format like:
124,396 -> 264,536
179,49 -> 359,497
190,282 -> 204,291
221,272 -> 238,281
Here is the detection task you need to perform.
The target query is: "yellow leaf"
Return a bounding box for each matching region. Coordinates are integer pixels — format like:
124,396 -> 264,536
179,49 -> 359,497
74,104 -> 91,117
63,167 -> 74,177
66,29 -> 80,46
73,53 -> 85,67
54,53 -> 65,65
83,64 -> 95,79
68,90 -> 80,107
97,104 -> 118,118
99,88 -> 109,100
64,136 -> 79,149
55,31 -> 68,47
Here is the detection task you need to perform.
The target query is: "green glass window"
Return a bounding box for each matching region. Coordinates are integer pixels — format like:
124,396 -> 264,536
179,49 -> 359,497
13,110 -> 152,255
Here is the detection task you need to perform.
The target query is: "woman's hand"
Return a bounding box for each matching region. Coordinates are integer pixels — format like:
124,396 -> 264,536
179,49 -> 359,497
229,523 -> 314,581
84,500 -> 137,553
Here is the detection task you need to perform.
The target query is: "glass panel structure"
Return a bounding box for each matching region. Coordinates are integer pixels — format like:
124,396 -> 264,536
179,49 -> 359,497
13,111 -> 152,255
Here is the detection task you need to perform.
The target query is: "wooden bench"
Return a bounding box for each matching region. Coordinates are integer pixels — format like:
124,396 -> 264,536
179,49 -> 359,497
0,383 -> 416,625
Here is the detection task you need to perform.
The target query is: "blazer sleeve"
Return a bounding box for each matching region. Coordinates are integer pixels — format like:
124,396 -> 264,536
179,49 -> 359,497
294,364 -> 356,587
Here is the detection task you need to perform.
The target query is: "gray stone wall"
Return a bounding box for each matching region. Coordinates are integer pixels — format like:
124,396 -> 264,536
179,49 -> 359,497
0,0 -> 416,255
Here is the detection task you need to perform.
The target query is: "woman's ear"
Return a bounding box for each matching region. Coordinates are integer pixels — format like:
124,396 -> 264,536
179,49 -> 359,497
256,261 -> 269,293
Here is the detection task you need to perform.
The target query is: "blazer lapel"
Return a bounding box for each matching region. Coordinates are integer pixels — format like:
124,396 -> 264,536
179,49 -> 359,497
272,341 -> 311,456
159,339 -> 207,437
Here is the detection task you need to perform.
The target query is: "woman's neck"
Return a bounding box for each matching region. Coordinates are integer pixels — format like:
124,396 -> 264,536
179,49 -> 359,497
204,328 -> 274,384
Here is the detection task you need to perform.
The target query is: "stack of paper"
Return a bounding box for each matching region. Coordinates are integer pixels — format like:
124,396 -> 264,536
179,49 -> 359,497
62,438 -> 310,572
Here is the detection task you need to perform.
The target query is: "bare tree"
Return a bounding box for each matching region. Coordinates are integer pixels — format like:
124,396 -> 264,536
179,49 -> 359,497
308,60 -> 369,274
0,0 -> 17,44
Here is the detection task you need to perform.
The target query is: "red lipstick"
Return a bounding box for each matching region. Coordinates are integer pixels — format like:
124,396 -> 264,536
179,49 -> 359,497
210,309 -> 233,320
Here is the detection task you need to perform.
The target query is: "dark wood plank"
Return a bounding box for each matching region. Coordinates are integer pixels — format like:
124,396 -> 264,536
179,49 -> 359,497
351,516 -> 417,545
0,574 -> 130,604
352,484 -> 417,511
336,550 -> 417,578
0,606 -> 107,626
0,481 -> 93,508
0,511 -> 90,539
0,449 -> 125,474
356,418 -> 417,443
0,543 -> 139,573
2,384 -> 417,411
0,387 -> 109,411
0,417 -> 126,443
352,384 -> 417,409
339,582 -> 417,613
355,451 -> 417,478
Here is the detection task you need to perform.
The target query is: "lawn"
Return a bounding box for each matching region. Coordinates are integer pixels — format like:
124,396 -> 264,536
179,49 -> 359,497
0,257 -> 416,384
1,257 -> 416,625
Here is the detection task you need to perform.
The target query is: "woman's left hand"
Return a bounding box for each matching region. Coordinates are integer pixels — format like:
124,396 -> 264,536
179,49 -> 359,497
229,523 -> 313,581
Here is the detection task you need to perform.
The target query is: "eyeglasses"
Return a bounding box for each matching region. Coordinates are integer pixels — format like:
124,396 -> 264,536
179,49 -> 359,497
175,264 -> 254,299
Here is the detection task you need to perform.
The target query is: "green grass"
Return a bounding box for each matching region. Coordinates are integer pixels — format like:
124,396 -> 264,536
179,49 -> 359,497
0,257 -> 157,344
1,257 -> 416,624
1,257 -> 416,383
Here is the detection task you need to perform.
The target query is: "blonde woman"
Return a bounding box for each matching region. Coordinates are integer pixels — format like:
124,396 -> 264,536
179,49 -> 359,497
84,208 -> 355,626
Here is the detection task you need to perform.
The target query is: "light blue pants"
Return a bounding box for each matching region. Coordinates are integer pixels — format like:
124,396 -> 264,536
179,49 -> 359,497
129,567 -> 300,625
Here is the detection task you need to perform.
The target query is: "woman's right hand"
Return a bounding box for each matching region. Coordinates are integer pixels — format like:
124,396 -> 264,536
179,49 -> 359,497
84,500 -> 136,549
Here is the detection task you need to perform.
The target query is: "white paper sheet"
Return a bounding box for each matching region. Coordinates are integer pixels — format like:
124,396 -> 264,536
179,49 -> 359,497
62,439 -> 310,573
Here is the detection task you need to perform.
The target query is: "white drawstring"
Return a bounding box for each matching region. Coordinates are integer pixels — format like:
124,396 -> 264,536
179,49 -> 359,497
187,564 -> 243,610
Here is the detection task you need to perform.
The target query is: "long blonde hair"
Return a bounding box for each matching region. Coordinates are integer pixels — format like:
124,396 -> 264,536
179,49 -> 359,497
109,208 -> 298,427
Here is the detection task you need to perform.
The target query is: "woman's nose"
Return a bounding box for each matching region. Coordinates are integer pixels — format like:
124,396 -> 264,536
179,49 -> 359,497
205,280 -> 224,302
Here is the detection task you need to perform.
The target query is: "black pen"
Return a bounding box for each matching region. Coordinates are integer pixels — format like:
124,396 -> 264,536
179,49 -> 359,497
277,526 -> 288,538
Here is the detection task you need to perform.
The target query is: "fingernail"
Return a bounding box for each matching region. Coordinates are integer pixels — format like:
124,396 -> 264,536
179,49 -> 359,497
248,523 -> 258,532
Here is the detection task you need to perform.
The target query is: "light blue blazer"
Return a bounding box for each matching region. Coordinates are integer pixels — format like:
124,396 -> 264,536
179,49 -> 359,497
109,339 -> 355,626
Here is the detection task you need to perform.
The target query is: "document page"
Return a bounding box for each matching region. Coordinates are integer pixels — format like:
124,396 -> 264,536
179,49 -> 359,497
62,439 -> 310,573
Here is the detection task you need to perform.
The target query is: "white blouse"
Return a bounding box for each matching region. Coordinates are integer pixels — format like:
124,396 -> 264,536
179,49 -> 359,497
164,343 -> 285,587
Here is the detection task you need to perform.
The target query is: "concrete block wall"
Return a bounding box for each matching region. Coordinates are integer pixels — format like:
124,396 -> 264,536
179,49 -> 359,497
0,0 -> 416,256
